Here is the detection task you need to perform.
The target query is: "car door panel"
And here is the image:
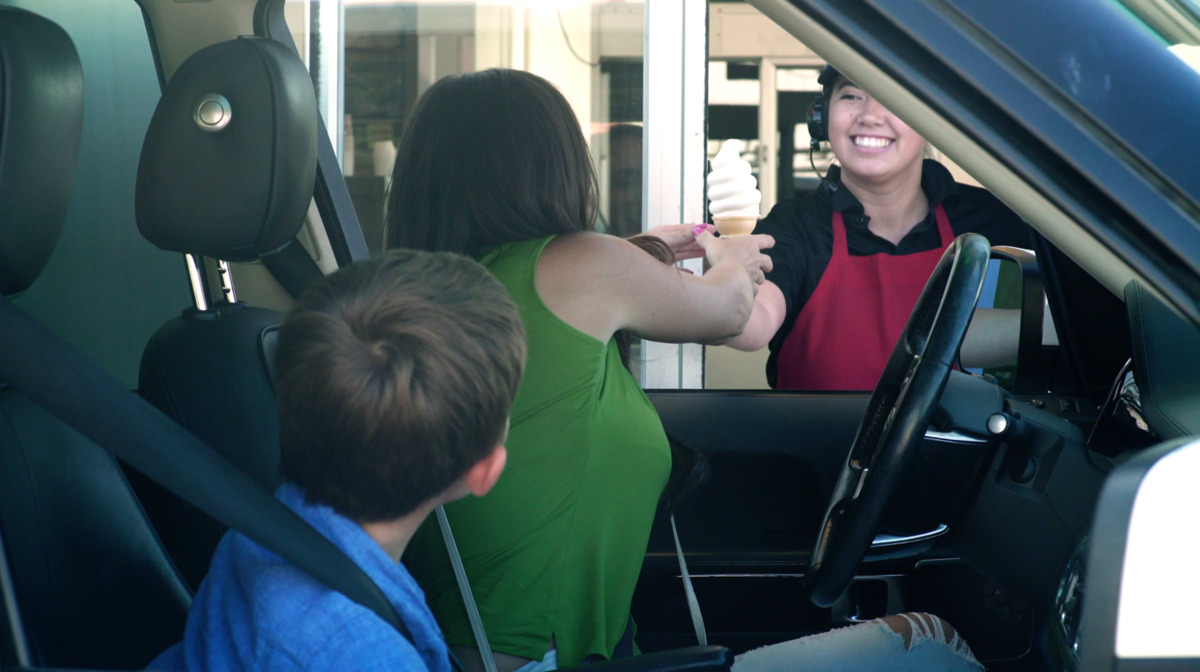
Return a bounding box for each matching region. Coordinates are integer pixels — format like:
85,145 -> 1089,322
637,381 -> 1045,666
649,390 -> 868,565
636,390 -> 868,652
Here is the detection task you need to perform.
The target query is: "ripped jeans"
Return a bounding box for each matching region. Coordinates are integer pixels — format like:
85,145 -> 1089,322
511,613 -> 982,672
732,612 -> 984,672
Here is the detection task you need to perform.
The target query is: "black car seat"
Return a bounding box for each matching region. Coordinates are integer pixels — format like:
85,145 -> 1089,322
0,20 -> 415,670
133,35 -> 319,589
0,7 -> 192,669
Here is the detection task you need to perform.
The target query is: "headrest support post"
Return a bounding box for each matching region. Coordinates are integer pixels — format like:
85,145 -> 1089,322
216,259 -> 238,304
185,254 -> 210,311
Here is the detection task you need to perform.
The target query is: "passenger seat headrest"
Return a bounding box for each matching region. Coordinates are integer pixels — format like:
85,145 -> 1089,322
136,36 -> 318,262
0,7 -> 84,296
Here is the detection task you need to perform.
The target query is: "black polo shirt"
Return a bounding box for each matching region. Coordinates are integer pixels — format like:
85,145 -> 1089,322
756,159 -> 1033,387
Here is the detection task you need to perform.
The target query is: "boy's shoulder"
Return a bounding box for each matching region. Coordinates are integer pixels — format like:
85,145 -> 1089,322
149,569 -> 426,671
255,596 -> 429,671
241,544 -> 441,672
166,492 -> 447,672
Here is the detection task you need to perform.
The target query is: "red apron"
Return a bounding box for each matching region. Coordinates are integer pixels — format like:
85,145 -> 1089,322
775,205 -> 954,391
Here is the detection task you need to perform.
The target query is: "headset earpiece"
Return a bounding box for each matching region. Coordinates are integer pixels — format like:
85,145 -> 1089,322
808,64 -> 839,152
807,97 -> 826,151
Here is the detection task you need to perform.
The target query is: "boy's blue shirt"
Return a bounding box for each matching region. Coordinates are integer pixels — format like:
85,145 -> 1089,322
148,483 -> 452,672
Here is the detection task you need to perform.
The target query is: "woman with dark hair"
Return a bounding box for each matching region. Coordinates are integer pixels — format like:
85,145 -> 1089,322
386,69 -> 604,255
725,65 -> 1032,390
390,68 -> 773,672
389,69 -> 982,672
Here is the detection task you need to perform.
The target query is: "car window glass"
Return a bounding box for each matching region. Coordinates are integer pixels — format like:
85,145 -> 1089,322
704,4 -> 996,390
0,0 -> 188,387
972,256 -> 1033,387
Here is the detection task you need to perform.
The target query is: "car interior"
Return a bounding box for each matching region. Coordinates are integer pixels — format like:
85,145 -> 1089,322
2,0 -> 1200,671
0,12 -> 436,670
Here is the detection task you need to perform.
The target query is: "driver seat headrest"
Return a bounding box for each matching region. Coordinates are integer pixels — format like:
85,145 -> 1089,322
0,6 -> 84,296
135,36 -> 318,262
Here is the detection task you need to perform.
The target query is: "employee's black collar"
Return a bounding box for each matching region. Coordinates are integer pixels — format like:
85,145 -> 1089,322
824,160 -> 959,222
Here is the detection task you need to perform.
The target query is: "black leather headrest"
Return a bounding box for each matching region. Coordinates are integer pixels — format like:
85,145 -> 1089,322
0,7 -> 83,296
136,37 -> 317,262
1125,279 -> 1200,439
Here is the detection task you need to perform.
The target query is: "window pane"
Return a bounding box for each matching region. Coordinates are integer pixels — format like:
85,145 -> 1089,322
704,2 -> 1003,391
284,0 -> 646,253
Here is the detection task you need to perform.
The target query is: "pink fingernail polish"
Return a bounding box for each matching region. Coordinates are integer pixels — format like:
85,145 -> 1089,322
692,224 -> 708,237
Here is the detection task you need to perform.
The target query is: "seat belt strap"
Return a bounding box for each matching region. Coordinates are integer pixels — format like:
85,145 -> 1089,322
671,514 -> 707,646
436,506 -> 498,672
437,505 -> 700,662
0,295 -> 413,640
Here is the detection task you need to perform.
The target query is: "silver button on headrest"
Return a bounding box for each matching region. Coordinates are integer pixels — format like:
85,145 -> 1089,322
194,94 -> 231,132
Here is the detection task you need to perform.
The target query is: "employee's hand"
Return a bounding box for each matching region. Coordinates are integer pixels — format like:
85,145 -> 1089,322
696,230 -> 774,285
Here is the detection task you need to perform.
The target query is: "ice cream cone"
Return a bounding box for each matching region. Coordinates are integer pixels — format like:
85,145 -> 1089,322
713,214 -> 759,236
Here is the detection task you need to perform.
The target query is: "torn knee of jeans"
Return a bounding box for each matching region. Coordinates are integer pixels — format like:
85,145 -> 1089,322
879,612 -> 970,654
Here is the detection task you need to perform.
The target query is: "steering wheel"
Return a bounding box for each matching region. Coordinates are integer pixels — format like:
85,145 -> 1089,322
805,233 -> 992,608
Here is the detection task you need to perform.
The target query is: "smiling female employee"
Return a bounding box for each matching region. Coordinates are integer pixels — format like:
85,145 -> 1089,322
727,65 -> 1032,390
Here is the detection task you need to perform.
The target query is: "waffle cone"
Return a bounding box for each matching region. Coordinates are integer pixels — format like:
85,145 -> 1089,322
713,214 -> 758,236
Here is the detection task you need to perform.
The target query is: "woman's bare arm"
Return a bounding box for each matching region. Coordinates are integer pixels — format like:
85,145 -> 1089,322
536,231 -> 773,345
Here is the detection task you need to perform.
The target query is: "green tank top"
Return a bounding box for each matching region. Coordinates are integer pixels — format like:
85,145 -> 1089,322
404,235 -> 671,667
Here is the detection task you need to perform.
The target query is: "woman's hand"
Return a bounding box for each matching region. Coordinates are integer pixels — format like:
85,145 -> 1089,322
696,230 -> 775,285
631,223 -> 713,261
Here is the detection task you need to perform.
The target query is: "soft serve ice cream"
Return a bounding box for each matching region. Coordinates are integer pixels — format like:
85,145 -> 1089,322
706,139 -> 761,236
